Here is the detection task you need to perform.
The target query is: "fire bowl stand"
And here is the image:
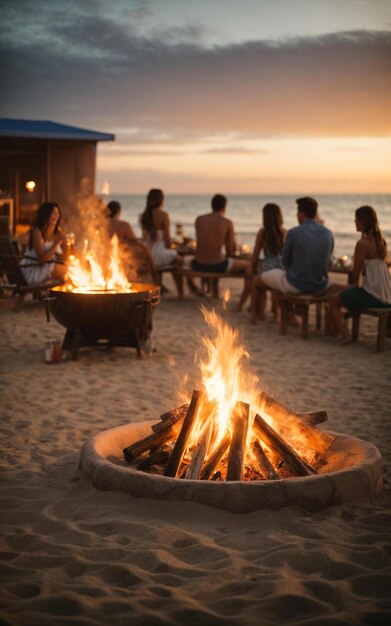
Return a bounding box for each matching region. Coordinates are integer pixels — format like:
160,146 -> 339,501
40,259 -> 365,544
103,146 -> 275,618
62,328 -> 153,360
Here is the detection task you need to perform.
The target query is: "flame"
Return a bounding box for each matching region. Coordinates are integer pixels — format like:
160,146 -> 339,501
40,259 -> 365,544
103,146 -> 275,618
101,179 -> 110,195
198,308 -> 261,443
66,235 -> 132,293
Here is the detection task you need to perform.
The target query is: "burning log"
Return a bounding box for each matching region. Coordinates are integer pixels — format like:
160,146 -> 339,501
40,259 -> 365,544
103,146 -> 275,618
258,392 -> 335,454
253,413 -> 317,477
251,439 -> 279,480
300,411 -> 328,426
137,447 -> 171,471
185,421 -> 213,480
227,401 -> 250,481
260,392 -> 328,427
123,420 -> 175,463
200,434 -> 230,480
164,390 -> 204,478
152,404 -> 188,433
160,404 -> 189,422
185,400 -> 217,480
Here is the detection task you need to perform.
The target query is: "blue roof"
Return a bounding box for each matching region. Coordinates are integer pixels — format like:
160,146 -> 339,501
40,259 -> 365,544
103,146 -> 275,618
0,118 -> 115,141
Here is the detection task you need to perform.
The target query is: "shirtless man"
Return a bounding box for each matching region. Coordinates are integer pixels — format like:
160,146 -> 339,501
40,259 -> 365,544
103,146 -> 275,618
191,195 -> 250,305
191,194 -> 249,274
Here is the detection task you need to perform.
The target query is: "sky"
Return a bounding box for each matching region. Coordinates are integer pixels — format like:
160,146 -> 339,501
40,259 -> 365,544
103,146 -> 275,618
1,0 -> 390,194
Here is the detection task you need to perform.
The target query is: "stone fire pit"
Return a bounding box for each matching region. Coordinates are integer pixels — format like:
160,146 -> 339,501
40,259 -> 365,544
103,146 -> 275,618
80,421 -> 383,513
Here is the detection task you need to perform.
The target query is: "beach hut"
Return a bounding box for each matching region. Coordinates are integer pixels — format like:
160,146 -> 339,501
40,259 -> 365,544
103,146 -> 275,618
0,118 -> 114,237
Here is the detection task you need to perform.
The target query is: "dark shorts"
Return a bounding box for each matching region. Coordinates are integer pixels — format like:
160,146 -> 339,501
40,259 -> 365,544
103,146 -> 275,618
340,287 -> 391,313
191,258 -> 230,273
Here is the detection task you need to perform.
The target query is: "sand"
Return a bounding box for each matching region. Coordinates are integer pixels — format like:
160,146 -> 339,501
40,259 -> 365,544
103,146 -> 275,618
0,276 -> 390,626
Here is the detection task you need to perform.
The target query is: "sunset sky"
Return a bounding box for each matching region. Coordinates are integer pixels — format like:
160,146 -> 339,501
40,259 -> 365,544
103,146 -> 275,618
1,0 -> 390,194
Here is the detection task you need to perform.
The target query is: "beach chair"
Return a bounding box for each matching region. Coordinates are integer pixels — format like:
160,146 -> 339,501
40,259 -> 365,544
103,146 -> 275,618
0,235 -> 60,311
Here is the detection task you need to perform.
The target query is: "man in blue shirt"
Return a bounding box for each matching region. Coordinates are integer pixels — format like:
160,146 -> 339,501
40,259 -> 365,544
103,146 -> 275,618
252,197 -> 334,304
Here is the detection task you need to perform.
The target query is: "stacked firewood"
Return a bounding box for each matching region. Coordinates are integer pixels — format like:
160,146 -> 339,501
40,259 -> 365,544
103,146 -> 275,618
123,390 -> 335,481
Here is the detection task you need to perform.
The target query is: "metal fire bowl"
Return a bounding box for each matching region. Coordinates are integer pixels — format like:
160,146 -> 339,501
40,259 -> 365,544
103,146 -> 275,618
80,420 -> 383,513
49,284 -> 160,339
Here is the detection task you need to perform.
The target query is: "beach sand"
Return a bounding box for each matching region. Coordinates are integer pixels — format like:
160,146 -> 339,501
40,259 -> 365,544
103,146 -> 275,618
0,276 -> 390,626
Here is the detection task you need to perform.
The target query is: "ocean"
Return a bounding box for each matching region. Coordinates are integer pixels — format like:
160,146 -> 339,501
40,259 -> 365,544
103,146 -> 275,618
111,194 -> 391,258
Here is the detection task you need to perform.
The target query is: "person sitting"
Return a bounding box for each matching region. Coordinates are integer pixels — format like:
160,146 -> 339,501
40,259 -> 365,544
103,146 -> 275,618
249,203 -> 286,322
140,188 -> 186,298
191,194 -> 249,283
20,202 -> 68,284
107,200 -> 137,243
330,205 -> 391,343
251,197 -> 334,301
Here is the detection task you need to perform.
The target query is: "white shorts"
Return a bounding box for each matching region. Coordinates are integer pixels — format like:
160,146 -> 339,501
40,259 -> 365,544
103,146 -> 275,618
260,268 -> 300,294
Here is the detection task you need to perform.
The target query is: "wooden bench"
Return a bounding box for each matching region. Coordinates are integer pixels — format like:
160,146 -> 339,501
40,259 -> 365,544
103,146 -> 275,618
172,268 -> 244,298
349,308 -> 391,352
279,291 -> 332,339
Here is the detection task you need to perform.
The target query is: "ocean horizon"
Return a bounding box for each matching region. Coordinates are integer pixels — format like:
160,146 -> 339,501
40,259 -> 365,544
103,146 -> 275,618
108,193 -> 391,258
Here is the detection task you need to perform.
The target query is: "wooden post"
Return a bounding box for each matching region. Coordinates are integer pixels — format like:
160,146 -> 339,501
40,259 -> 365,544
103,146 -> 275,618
251,439 -> 279,480
164,389 -> 204,478
253,413 -> 317,476
200,434 -> 230,480
226,401 -> 249,481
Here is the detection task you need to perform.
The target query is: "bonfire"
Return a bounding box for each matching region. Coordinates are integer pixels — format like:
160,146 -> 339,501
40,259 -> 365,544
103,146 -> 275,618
123,308 -> 334,481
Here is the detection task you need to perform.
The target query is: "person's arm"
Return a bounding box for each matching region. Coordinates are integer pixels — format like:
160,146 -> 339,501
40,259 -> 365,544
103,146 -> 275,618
32,228 -> 64,264
123,221 -> 137,242
350,239 -> 367,286
162,212 -> 172,248
251,229 -> 263,274
225,220 -> 236,257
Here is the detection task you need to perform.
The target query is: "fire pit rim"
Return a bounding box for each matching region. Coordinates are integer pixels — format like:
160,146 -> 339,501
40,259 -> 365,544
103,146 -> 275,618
80,420 -> 383,513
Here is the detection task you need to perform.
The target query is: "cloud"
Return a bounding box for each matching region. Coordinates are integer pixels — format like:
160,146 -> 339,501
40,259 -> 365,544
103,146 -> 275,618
1,18 -> 390,138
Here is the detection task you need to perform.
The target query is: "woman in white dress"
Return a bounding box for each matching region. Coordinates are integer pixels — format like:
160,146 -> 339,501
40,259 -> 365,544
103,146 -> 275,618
330,205 -> 391,343
20,202 -> 68,284
140,189 -> 185,298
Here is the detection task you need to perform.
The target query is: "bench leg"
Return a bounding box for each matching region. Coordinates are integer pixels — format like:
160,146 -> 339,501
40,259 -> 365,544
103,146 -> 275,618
377,316 -> 387,352
351,313 -> 361,343
280,301 -> 289,335
316,302 -> 322,330
301,305 -> 309,339
212,278 -> 219,299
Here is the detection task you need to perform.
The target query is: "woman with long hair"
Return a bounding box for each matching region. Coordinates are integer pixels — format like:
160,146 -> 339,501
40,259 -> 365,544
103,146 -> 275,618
249,203 -> 286,322
330,205 -> 391,343
140,189 -> 185,298
20,202 -> 68,284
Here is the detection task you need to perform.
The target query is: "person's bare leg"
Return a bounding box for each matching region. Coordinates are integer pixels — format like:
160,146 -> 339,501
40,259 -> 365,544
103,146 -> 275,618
234,267 -> 252,311
250,275 -> 267,323
329,292 -> 350,342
